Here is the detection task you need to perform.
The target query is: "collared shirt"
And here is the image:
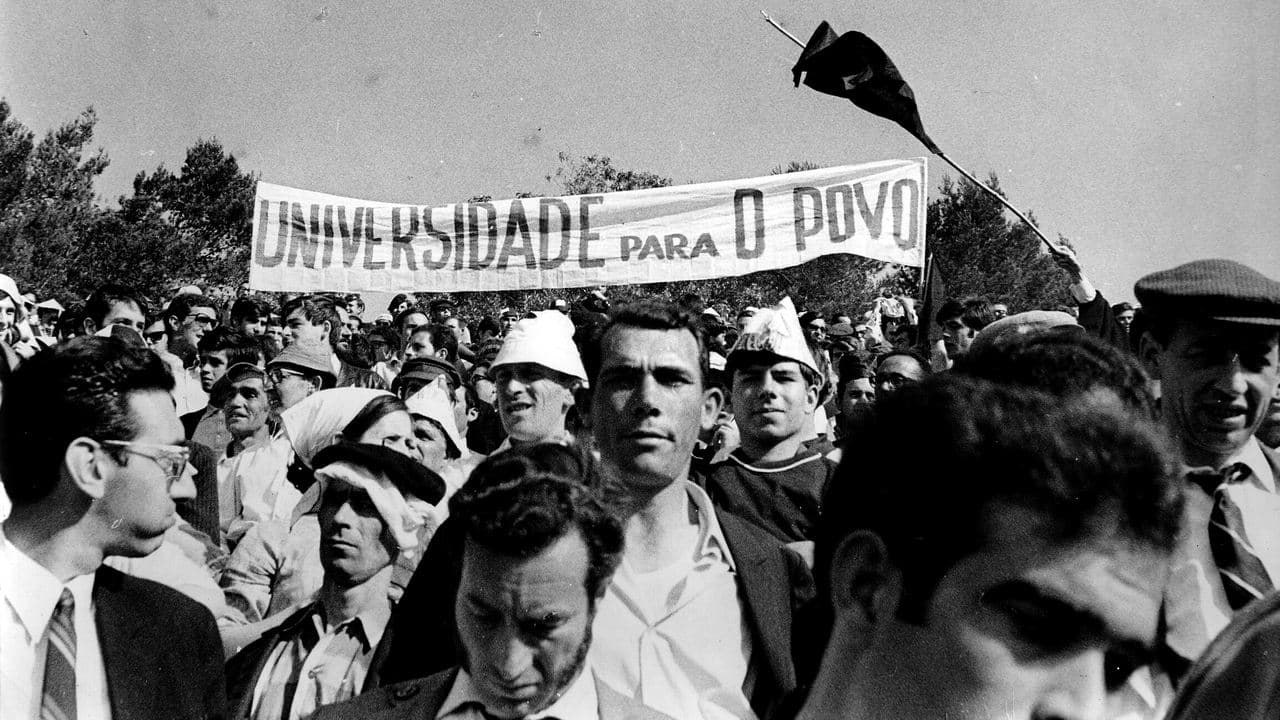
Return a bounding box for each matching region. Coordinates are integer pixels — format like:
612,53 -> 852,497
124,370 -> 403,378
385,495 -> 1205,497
222,434 -> 299,547
437,667 -> 599,720
1166,438 -> 1280,660
590,482 -> 755,720
249,599 -> 392,720
0,533 -> 112,720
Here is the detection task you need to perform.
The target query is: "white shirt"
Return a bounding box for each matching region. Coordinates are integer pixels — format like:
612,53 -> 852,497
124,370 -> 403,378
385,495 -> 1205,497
590,482 -> 755,720
222,434 -> 300,546
437,667 -> 599,720
1166,438 -> 1280,660
0,533 -> 112,720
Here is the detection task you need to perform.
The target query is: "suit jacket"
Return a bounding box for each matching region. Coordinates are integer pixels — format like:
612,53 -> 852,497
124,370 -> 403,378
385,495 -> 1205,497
94,565 -> 227,720
313,668 -> 676,720
716,511 -> 816,719
225,603 -> 395,720
376,510 -> 816,720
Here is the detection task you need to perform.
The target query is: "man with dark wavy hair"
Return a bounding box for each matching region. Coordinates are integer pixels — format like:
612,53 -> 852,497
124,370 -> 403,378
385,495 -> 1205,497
0,336 -> 226,719
792,374 -> 1183,720
316,445 -> 669,720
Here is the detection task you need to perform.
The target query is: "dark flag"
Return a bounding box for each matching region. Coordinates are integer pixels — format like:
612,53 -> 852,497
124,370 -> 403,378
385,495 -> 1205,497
916,251 -> 945,357
792,21 -> 941,154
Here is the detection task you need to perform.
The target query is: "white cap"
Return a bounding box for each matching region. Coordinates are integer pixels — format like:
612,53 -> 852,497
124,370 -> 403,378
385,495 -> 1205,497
405,376 -> 464,455
0,274 -> 23,311
728,297 -> 819,374
35,299 -> 65,313
492,310 -> 588,384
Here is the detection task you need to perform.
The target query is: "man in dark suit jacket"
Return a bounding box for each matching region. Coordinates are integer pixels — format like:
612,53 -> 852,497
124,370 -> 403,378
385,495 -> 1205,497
317,445 -> 673,720
0,336 -> 226,720
224,442 -> 444,720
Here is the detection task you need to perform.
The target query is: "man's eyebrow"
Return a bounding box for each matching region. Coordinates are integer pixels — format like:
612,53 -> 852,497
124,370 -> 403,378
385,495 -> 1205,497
980,580 -> 1156,650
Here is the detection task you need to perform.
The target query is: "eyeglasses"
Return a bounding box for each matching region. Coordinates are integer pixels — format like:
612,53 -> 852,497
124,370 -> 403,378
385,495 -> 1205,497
267,367 -> 306,385
875,372 -> 919,390
144,331 -> 166,343
99,440 -> 190,486
187,314 -> 218,327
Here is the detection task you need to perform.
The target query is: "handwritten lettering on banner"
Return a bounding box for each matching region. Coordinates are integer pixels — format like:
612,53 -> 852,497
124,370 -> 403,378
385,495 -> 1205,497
249,158 -> 926,293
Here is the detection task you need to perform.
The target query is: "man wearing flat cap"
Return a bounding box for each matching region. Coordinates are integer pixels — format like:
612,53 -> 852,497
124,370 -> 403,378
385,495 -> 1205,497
226,442 -> 446,720
1134,258 -> 1280,682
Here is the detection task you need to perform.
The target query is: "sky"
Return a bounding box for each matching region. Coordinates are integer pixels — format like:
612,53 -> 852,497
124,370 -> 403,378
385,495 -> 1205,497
2,0 -> 1277,304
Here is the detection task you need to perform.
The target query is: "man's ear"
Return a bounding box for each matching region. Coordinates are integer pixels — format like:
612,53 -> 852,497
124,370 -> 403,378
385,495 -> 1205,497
82,318 -> 98,335
700,386 -> 725,432
827,531 -> 903,632
65,438 -> 109,500
433,348 -> 449,360
1137,331 -> 1163,381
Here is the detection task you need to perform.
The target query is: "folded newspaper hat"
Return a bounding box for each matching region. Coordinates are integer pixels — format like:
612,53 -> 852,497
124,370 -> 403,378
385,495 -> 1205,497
405,377 -> 464,456
492,310 -> 588,383
728,297 -> 819,374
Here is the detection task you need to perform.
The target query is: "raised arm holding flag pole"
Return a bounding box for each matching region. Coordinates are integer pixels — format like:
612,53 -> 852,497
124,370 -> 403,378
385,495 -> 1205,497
762,11 -> 1068,258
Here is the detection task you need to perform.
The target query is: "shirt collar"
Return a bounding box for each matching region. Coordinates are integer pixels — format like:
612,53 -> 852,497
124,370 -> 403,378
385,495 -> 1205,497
683,480 -> 736,572
0,533 -> 96,640
1235,438 -> 1276,492
438,667 -> 599,720
282,597 -> 394,652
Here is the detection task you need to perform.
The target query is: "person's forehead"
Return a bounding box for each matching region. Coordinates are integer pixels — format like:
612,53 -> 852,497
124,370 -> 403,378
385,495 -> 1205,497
231,376 -> 265,390
735,357 -> 806,376
600,326 -> 701,367
848,377 -> 874,391
461,532 -> 591,607
106,300 -> 143,318
879,354 -> 925,377
1170,318 -> 1280,349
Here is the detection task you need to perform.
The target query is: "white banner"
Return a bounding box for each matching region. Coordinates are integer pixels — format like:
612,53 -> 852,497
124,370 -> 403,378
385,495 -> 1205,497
249,158 -> 927,293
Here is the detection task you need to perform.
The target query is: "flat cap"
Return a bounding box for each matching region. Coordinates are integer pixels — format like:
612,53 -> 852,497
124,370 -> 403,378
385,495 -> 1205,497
1135,259 -> 1280,327
395,356 -> 462,392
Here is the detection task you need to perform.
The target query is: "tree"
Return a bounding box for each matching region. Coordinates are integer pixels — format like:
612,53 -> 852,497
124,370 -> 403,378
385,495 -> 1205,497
926,174 -> 1070,312
0,101 -> 108,303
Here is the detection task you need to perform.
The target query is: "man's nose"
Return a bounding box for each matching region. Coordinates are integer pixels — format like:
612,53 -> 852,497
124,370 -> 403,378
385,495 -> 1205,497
170,462 -> 198,501
493,634 -> 532,683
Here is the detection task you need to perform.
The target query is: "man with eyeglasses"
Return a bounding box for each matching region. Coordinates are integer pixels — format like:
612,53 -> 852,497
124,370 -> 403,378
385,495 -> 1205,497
158,293 -> 222,417
265,342 -> 338,412
0,336 -> 227,720
280,295 -> 387,390
872,349 -> 930,399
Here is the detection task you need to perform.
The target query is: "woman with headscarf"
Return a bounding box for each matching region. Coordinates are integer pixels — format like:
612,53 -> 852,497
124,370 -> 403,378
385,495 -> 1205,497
218,388 -> 425,656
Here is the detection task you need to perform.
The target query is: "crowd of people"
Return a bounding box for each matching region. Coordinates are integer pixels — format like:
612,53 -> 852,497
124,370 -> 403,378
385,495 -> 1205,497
1,246 -> 1279,720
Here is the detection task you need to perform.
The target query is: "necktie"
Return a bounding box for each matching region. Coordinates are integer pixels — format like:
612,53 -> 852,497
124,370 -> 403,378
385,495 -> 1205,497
40,588 -> 77,720
1188,464 -> 1275,611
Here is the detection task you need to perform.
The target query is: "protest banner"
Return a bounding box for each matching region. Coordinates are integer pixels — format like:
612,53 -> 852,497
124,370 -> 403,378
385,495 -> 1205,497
249,158 -> 926,293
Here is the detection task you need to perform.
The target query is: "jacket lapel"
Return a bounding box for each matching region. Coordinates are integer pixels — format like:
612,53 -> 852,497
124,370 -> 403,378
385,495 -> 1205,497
718,514 -> 794,699
94,567 -> 157,719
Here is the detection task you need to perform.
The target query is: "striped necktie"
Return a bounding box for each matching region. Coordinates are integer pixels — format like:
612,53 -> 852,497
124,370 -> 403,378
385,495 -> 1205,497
1189,464 -> 1275,611
40,588 -> 77,720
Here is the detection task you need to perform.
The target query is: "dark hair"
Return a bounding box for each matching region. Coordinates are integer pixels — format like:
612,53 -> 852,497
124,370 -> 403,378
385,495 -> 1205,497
836,351 -> 875,400
935,299 -> 964,326
343,333 -> 376,369
387,293 -> 411,313
279,295 -> 340,351
230,298 -> 272,325
197,327 -> 263,366
960,296 -> 998,332
0,337 -> 175,504
341,394 -> 408,441
476,316 -> 500,338
815,375 -> 1181,623
875,349 -> 931,376
84,283 -> 148,329
367,325 -> 403,351
584,300 -> 709,388
450,443 -> 624,600
1112,302 -> 1135,316
394,306 -> 429,335
953,329 -> 1156,420
164,293 -> 219,332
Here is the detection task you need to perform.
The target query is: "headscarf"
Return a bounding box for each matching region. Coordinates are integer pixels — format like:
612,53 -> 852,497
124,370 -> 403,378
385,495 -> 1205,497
279,387 -> 392,468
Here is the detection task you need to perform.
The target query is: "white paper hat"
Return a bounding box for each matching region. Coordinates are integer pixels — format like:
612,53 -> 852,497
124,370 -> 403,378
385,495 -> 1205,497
405,376 -> 464,455
491,310 -> 587,384
728,296 -> 819,374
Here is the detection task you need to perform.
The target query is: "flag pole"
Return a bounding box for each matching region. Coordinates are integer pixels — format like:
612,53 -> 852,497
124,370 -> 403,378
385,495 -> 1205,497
761,10 -> 1066,257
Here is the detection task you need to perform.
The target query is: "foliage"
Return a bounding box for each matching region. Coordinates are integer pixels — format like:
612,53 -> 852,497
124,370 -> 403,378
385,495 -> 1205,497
926,174 -> 1071,313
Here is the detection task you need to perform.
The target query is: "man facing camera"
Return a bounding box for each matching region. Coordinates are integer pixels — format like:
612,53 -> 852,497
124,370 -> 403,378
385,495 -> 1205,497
791,375 -> 1184,720
315,446 -> 671,720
